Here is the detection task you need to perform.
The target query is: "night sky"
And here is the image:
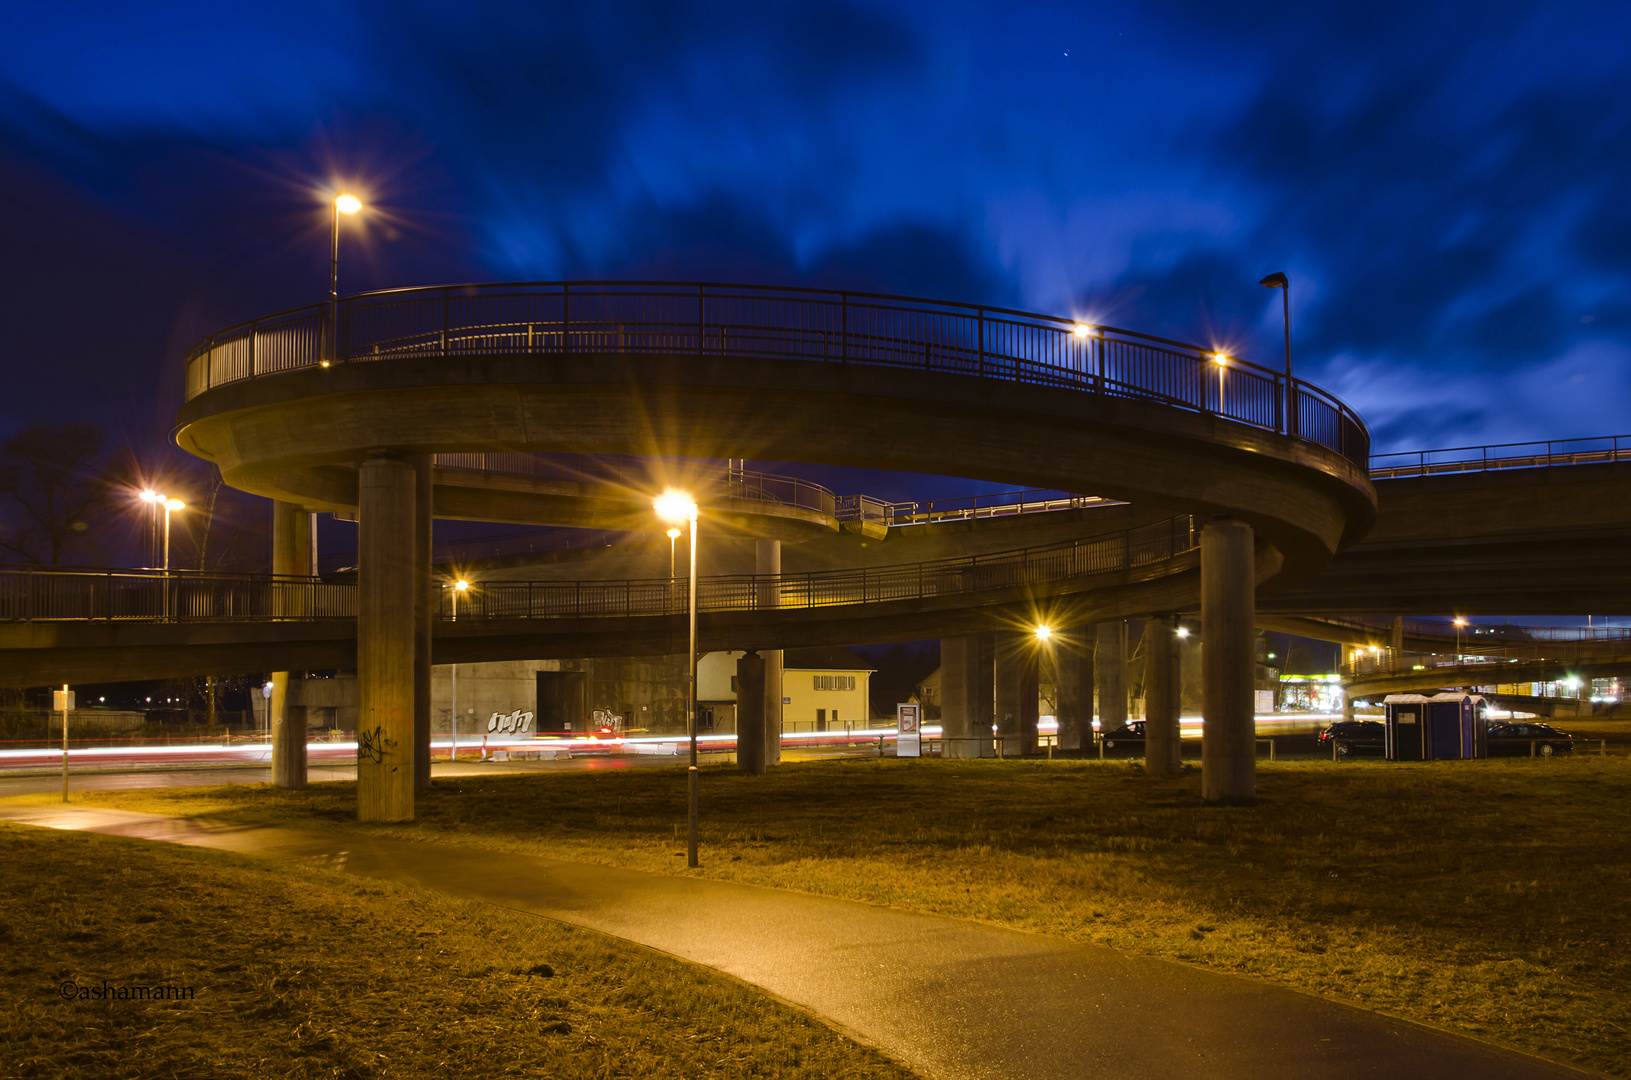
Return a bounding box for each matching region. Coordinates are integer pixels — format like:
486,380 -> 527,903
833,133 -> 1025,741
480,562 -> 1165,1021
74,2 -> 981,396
3,0 -> 1629,464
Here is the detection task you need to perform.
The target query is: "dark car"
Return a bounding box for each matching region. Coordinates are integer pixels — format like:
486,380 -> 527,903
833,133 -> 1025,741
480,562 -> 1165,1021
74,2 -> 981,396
1487,721 -> 1574,756
1317,719 -> 1386,757
1099,721 -> 1146,757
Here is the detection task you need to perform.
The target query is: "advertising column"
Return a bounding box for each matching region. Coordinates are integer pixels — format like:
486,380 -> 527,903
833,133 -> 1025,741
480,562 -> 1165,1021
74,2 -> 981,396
897,703 -> 921,757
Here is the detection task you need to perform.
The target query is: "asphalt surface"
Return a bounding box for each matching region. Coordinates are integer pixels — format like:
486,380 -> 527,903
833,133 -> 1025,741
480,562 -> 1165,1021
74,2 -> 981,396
0,803 -> 1595,1080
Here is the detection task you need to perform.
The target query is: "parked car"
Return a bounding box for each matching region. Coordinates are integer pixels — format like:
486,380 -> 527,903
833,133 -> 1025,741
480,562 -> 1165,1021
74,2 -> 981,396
1317,719 -> 1386,756
1487,721 -> 1574,756
1100,721 -> 1146,757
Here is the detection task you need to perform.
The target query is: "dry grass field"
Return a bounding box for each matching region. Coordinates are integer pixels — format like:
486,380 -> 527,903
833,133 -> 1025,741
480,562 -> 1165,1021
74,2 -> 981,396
38,754 -> 1631,1076
0,823 -> 916,1080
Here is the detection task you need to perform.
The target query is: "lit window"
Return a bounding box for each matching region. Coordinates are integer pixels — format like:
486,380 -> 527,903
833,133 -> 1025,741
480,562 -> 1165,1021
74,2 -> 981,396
813,675 -> 855,691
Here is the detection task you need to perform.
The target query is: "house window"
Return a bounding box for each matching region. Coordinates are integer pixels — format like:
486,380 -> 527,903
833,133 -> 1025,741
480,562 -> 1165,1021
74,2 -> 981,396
813,674 -> 855,691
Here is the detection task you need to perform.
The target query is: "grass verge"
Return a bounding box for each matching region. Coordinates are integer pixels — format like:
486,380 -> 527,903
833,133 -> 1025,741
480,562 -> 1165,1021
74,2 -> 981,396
0,822 -> 916,1079
34,756 -> 1631,1076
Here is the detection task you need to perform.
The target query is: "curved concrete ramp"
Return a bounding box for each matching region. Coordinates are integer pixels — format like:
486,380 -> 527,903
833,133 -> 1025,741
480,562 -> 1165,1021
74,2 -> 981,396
0,804 -> 1593,1080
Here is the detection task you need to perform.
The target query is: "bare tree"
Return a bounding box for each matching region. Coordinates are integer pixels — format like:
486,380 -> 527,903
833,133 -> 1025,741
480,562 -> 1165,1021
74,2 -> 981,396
0,423 -> 107,565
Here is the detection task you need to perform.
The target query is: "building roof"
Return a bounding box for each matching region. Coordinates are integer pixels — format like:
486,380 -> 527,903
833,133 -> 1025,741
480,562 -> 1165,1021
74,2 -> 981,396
783,646 -> 876,672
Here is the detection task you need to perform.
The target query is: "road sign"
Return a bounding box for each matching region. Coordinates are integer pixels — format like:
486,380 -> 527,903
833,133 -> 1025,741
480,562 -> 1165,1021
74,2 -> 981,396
897,703 -> 921,757
53,690 -> 75,712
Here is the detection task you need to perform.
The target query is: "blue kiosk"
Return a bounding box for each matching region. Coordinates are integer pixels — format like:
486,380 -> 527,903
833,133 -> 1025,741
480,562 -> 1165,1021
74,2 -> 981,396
1383,693 -> 1489,761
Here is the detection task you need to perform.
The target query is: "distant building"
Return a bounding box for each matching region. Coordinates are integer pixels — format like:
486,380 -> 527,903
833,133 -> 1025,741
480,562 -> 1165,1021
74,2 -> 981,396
698,646 -> 876,732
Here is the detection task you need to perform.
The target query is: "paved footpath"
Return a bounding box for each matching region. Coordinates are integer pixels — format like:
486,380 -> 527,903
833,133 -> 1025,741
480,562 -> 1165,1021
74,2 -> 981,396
0,804 -> 1597,1080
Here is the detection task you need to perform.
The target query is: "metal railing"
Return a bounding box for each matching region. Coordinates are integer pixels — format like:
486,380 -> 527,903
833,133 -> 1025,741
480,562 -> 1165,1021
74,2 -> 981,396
182,281 -> 1369,466
1341,640 -> 1631,679
432,453 -> 840,517
0,517 -> 1195,624
1369,434 -> 1631,479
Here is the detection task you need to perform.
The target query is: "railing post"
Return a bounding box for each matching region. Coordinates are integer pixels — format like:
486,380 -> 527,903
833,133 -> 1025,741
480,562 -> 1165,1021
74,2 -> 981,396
698,284 -> 706,356
840,293 -> 848,362
977,308 -> 985,376
439,288 -> 449,356
562,283 -> 571,355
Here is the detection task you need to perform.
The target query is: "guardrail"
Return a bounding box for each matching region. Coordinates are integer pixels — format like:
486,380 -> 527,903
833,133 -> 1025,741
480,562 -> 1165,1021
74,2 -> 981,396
1,517 -> 1196,625
1341,646 -> 1631,679
182,280 -> 1369,466
1369,434 -> 1631,479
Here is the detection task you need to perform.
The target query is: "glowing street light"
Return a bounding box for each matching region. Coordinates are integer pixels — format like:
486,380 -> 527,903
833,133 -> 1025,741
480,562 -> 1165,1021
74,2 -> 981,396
1072,324 -> 1092,339
667,527 -> 681,579
448,578 -> 470,760
655,488 -> 700,868
1034,624 -> 1053,642
326,192 -> 363,366
1211,353 -> 1229,414
1453,616 -> 1467,660
161,498 -> 185,571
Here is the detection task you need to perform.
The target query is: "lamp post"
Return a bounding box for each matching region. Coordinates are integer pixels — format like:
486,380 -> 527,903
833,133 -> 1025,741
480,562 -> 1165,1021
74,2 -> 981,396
1454,617 -> 1467,663
161,498 -> 185,571
1211,353 -> 1229,414
450,579 -> 468,761
1259,271 -> 1292,435
655,489 -> 700,868
327,192 -> 362,366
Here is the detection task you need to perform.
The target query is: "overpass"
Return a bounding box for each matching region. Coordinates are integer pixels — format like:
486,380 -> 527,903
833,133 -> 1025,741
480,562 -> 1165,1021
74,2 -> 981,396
160,280 -> 1382,814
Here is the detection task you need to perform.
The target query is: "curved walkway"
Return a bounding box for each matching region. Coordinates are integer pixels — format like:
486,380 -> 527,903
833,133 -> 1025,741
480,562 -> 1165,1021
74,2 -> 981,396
0,803 -> 1592,1080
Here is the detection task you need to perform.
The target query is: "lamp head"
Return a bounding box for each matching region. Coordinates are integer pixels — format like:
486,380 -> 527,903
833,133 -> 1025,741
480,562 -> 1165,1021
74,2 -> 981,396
454,579 -> 469,592
1034,624 -> 1053,642
1212,353 -> 1229,366
139,489 -> 162,503
1453,617 -> 1467,627
163,498 -> 185,512
1259,271 -> 1289,289
666,528 -> 681,539
654,489 -> 697,523
335,193 -> 362,215
1072,324 -> 1092,339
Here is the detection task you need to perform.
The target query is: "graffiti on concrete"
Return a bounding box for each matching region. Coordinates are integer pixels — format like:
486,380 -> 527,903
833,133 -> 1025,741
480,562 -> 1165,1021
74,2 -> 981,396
488,709 -> 535,734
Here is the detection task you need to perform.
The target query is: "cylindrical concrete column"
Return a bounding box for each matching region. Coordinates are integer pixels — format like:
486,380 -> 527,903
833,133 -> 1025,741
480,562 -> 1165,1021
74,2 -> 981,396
1096,622 -> 1127,733
1055,626 -> 1095,751
413,455 -> 433,792
755,539 -> 783,766
1144,614 -> 1181,775
357,456 -> 418,822
1201,518 -> 1256,801
736,651 -> 766,774
270,500 -> 311,789
940,634 -> 995,758
1343,692 -> 1355,722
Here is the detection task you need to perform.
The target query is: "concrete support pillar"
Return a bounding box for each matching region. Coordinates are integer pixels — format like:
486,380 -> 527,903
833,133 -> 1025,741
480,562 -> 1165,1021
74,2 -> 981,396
940,634 -> 995,758
413,455 -> 433,792
994,632 -> 1039,756
1144,614 -> 1181,775
357,456 -> 417,822
1390,615 -> 1405,654
1343,692 -> 1355,722
1055,627 -> 1095,751
755,539 -> 783,766
736,651 -> 766,774
270,500 -> 311,789
1201,518 -> 1256,802
1096,622 -> 1127,732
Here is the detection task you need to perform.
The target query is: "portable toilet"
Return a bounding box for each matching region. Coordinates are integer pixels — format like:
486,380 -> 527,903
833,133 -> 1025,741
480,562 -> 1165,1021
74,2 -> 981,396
1383,693 -> 1488,760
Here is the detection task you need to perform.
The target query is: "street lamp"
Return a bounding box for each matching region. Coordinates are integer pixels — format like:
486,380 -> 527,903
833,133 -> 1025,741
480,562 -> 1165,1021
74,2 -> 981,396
1259,271 -> 1292,435
162,499 -> 185,571
655,488 -> 700,868
1211,353 -> 1229,413
449,579 -> 469,760
1453,617 -> 1467,661
138,489 -> 163,567
327,192 -> 363,367
667,527 -> 681,579
1034,624 -> 1053,642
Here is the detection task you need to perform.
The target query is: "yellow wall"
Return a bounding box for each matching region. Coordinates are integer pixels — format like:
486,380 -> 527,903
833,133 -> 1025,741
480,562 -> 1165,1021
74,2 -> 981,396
783,668 -> 872,729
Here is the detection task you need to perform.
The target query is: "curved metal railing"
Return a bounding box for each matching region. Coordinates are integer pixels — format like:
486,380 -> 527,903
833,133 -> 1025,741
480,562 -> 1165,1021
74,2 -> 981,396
1369,433 -> 1631,479
0,517 -> 1196,624
182,281 -> 1369,466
